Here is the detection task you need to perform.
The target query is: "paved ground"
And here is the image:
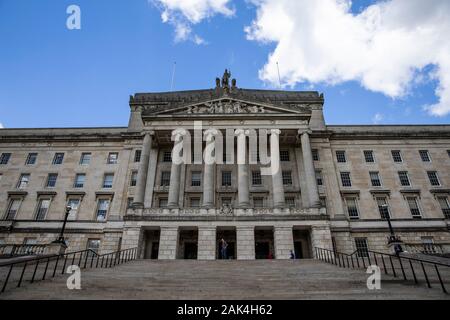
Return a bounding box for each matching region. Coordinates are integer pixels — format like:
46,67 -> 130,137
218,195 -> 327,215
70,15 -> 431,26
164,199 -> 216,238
1,259 -> 449,300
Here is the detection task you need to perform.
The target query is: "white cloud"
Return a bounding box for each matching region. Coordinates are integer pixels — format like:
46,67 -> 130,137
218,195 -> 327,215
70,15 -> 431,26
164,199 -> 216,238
0,123 -> 4,129
245,0 -> 450,116
152,0 -> 235,43
372,113 -> 384,124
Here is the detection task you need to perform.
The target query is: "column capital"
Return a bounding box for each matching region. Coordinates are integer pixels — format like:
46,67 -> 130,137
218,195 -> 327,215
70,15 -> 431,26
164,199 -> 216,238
143,130 -> 155,136
298,128 -> 312,136
234,129 -> 250,136
270,129 -> 281,136
204,128 -> 220,140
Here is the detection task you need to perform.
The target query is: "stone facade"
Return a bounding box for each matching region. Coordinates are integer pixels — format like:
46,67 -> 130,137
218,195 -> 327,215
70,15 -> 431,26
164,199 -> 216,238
1,76 -> 450,260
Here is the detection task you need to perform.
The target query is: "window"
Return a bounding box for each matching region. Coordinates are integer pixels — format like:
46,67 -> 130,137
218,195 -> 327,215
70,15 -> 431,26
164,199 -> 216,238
161,171 -> 170,186
376,197 -> 390,219
315,170 -> 323,186
346,197 -> 359,219
46,173 -> 58,188
80,153 -> 91,165
191,171 -> 201,187
23,238 -> 37,245
280,150 -> 290,162
163,151 -> 172,162
406,197 -> 422,219
370,172 -> 382,187
52,153 -> 64,165
320,197 -> 327,208
74,174 -> 85,188
159,198 -> 168,208
421,237 -> 436,254
36,199 -> 51,220
282,171 -> 292,185
87,239 -> 101,255
391,150 -> 402,163
364,150 -> 375,163
312,149 -> 320,161
26,153 -> 38,165
252,171 -> 262,185
5,199 -> 21,220
419,150 -> 431,162
437,197 -> 450,219
253,197 -> 264,208
427,171 -> 440,186
17,174 -> 30,189
190,198 -> 200,208
222,171 -> 232,187
398,171 -> 411,186
336,151 -> 346,163
102,174 -> 114,188
67,198 -> 80,220
127,197 -> 134,208
0,153 -> 11,165
96,199 -> 110,221
340,172 -> 352,187
286,197 -> 295,208
107,152 -> 119,164
134,150 -> 142,163
355,238 -> 369,258
130,171 -> 138,187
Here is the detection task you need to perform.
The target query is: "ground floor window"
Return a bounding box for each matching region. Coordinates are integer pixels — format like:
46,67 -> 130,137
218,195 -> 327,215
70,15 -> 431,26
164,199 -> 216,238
87,239 -> 101,255
354,238 -> 369,257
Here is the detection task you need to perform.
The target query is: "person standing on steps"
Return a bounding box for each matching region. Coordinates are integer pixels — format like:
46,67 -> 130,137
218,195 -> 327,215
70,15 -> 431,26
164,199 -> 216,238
220,238 -> 228,260
290,250 -> 296,260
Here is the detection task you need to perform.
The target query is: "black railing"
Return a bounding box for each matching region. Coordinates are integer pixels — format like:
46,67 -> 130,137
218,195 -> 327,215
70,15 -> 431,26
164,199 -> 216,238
315,247 -> 449,294
0,247 -> 138,294
0,244 -> 48,257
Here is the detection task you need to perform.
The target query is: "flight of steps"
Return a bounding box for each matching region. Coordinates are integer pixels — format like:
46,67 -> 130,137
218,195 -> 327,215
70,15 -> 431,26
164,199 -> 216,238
1,259 -> 449,300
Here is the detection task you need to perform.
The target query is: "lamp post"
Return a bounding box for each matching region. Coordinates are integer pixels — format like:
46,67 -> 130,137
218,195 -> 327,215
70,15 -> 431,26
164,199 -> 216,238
54,205 -> 72,246
382,204 -> 403,256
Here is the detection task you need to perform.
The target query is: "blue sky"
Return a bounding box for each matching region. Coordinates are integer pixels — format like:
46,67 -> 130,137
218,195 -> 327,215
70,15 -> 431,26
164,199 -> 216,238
0,0 -> 448,128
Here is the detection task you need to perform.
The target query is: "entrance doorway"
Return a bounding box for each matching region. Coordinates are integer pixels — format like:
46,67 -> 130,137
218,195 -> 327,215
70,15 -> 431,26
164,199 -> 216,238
144,229 -> 160,259
216,228 -> 236,259
293,229 -> 312,259
255,228 -> 275,259
177,228 -> 198,259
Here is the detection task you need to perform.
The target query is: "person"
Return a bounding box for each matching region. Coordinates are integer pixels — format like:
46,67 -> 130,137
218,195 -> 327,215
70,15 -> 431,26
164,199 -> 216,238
268,250 -> 273,259
290,250 -> 296,259
220,238 -> 228,259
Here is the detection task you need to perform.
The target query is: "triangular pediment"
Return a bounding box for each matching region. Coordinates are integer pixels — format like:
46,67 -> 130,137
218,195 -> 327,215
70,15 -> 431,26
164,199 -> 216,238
145,98 -> 309,116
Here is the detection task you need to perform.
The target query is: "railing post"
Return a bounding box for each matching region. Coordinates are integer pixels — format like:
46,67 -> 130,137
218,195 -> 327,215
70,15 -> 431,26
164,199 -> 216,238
381,255 -> 388,275
78,252 -> 83,267
42,258 -> 50,280
62,254 -> 68,275
52,255 -> 60,278
84,252 -> 89,269
409,260 -> 418,284
389,256 -> 397,277
434,265 -> 447,294
31,260 -> 40,283
1,265 -> 13,293
17,262 -> 28,288
398,257 -> 407,281
421,262 -> 431,288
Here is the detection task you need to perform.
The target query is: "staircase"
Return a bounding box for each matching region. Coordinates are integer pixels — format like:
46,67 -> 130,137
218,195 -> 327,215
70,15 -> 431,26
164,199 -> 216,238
1,259 -> 449,300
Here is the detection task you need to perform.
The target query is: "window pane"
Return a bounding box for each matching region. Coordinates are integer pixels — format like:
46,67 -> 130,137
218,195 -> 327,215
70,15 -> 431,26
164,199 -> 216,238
391,150 -> 402,162
191,171 -> 201,186
427,171 -> 440,186
340,172 -> 352,187
253,197 -> 264,208
80,153 -> 91,165
364,150 -> 375,163
312,149 -> 319,161
134,150 -> 142,163
67,199 -> 80,220
97,199 -> 110,221
26,153 -> 38,165
0,153 -> 11,165
159,198 -> 168,208
355,238 -> 369,257
190,198 -> 200,208
6,199 -> 21,220
280,150 -> 290,162
315,170 -> 323,186
282,171 -> 292,185
103,174 -> 114,188
36,199 -> 51,220
376,197 -> 390,219
107,153 -> 118,164
53,153 -> 64,165
286,197 -> 295,207
161,172 -> 171,186
87,239 -> 101,254
346,198 -> 359,219
130,171 -> 138,187
370,172 -> 381,187
407,197 -> 421,218
222,171 -> 232,186
17,174 -> 30,189
163,151 -> 172,162
74,174 -> 85,188
336,151 -> 346,163
46,174 -> 58,188
252,171 -> 262,185
398,171 -> 410,186
419,150 -> 431,162
437,197 -> 450,219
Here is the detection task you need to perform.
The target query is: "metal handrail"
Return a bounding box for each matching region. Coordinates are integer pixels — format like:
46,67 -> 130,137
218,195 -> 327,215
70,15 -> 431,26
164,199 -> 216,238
315,247 -> 449,294
0,247 -> 138,294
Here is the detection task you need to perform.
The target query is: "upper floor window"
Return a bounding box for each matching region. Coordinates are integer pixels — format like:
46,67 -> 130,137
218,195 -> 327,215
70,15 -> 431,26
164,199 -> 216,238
17,174 -> 30,189
159,198 -> 168,208
190,197 -> 200,208
102,174 -> 114,188
312,149 -> 320,161
315,170 -> 323,186
391,150 -> 403,163
74,174 -> 85,188
363,150 -> 375,163
163,151 -> 172,162
370,171 -> 382,187
280,150 -> 290,162
437,196 -> 450,219
345,197 -> 359,219
253,197 -> 264,208
5,199 -> 21,220
80,153 -> 91,165
46,173 -> 58,188
161,171 -> 171,186
376,197 -> 390,219
96,199 -> 110,221
35,199 -> 51,221
427,171 -> 441,186
127,197 -> 134,209
355,238 -> 369,258
222,171 -> 232,187
252,171 -> 262,185
398,171 -> 411,187
191,171 -> 201,187
67,198 -> 81,220
0,153 -> 11,165
320,196 -> 327,209
221,197 -> 232,206
419,150 -> 431,162
52,153 -> 64,165
282,171 -> 292,185
406,196 -> 422,219
26,153 -> 38,165
134,150 -> 142,163
336,151 -> 346,163
130,171 -> 138,187
107,152 -> 118,164
285,197 -> 295,208
340,172 -> 352,187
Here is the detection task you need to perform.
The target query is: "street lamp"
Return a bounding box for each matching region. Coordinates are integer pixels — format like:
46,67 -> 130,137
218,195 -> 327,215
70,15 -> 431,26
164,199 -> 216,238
381,204 -> 403,255
53,205 -> 72,246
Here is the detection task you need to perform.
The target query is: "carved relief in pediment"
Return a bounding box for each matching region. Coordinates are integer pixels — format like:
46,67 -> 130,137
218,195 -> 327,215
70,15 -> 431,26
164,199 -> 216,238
184,101 -> 268,114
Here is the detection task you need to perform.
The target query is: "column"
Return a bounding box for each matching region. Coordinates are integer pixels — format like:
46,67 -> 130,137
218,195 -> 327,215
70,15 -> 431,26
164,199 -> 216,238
310,225 -> 333,259
235,129 -> 250,208
168,130 -> 184,208
202,130 -> 216,208
198,227 -> 216,260
158,226 -> 179,260
236,226 -> 255,260
270,129 -> 285,208
274,226 -> 294,260
300,130 -> 320,207
133,132 -> 153,208
143,148 -> 158,208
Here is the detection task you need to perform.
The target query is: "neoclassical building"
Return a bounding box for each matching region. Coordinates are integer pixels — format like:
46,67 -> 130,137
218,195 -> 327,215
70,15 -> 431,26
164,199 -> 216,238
1,73 -> 450,260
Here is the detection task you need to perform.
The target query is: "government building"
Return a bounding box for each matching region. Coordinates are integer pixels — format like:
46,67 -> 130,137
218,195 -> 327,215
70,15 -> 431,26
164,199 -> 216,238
1,72 -> 450,260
